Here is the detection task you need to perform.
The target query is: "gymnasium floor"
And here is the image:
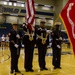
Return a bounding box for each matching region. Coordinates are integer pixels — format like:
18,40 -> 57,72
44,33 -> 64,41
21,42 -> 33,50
0,44 -> 75,75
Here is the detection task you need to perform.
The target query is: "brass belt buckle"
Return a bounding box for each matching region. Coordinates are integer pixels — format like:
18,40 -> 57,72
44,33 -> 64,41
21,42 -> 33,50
29,34 -> 33,41
42,38 -> 46,44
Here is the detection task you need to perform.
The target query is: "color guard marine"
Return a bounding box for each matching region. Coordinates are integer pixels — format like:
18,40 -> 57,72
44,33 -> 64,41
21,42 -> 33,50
51,22 -> 63,69
22,23 -> 35,72
36,19 -> 50,71
9,23 -> 22,73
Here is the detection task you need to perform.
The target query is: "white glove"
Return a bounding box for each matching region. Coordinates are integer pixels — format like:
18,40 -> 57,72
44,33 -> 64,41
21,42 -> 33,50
59,37 -> 62,40
49,43 -> 52,47
57,45 -> 61,49
22,44 -> 24,47
47,30 -> 51,34
63,38 -> 66,41
14,44 -> 18,48
23,24 -> 25,26
16,34 -> 20,39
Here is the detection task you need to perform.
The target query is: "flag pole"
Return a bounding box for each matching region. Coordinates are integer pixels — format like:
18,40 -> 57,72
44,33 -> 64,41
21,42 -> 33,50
51,15 -> 60,30
17,19 -> 19,55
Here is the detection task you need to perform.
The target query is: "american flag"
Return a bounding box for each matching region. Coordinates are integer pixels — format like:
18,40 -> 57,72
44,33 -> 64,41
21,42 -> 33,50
26,0 -> 35,31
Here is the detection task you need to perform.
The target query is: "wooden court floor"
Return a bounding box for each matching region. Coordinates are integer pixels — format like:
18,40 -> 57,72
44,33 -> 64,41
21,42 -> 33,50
0,44 -> 75,75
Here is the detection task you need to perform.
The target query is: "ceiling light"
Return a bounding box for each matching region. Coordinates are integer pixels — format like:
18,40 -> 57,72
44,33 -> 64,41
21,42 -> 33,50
9,2 -> 12,6
4,2 -> 7,5
42,7 -> 50,10
35,3 -> 38,6
14,3 -> 17,6
17,1 -> 25,3
10,14 -> 18,16
44,5 -> 51,7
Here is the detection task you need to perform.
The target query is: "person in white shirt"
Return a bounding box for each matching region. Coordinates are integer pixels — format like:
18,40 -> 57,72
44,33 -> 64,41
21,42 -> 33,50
5,34 -> 9,47
1,34 -> 6,49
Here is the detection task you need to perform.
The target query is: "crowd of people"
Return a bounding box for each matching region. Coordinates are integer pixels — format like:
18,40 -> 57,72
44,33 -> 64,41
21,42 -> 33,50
0,19 -> 63,74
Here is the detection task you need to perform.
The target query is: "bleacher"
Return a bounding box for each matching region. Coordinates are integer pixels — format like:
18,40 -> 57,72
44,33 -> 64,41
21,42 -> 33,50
0,23 -> 12,37
61,31 -> 70,44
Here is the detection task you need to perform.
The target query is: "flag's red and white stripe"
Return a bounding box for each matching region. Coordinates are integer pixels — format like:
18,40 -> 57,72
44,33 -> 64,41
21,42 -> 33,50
26,0 -> 35,31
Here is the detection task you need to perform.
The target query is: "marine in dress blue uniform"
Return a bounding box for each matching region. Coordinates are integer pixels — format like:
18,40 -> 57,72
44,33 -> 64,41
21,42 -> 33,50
36,19 -> 49,71
23,23 -> 35,72
51,22 -> 63,69
9,23 -> 22,73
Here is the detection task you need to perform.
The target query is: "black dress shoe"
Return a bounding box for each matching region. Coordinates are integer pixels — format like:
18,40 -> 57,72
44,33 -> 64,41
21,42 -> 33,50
15,70 -> 21,73
43,67 -> 48,70
29,69 -> 34,72
54,67 -> 57,69
10,70 -> 14,74
26,69 -> 30,72
40,68 -> 44,71
57,67 -> 62,69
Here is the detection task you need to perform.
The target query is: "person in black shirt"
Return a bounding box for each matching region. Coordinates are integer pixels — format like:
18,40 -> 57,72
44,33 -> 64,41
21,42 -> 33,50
9,23 -> 22,73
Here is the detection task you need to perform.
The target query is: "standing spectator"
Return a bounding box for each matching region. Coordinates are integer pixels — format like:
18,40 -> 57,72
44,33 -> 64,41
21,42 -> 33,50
5,34 -> 9,47
1,34 -> 6,50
